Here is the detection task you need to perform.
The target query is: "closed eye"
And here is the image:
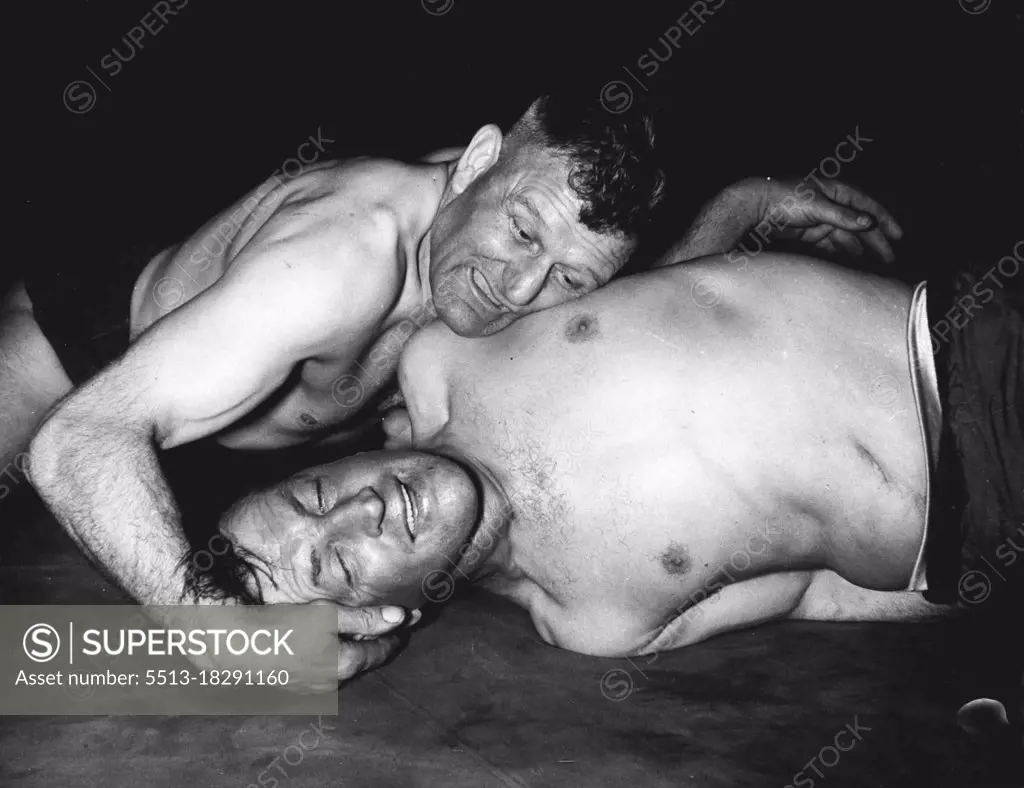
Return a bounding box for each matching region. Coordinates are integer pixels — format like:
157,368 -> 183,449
333,546 -> 354,587
511,216 -> 536,247
557,267 -> 586,293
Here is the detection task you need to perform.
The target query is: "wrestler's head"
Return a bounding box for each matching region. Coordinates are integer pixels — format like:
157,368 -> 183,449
427,91 -> 665,337
193,451 -> 499,609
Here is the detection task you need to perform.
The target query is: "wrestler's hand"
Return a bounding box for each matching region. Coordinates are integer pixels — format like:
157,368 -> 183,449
736,177 -> 903,263
330,602 -> 422,686
161,601 -> 419,694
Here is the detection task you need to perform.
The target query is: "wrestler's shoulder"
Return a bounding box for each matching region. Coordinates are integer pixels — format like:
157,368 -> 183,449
286,156 -> 422,234
227,161 -> 406,302
305,156 -> 429,203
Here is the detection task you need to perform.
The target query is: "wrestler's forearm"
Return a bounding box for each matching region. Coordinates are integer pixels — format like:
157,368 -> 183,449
795,570 -> 956,623
28,401 -> 195,607
654,184 -> 759,267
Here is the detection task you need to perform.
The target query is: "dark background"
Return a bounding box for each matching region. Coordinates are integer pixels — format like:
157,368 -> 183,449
20,0 -> 1023,292
14,0 -> 1024,539
5,5 -> 1023,783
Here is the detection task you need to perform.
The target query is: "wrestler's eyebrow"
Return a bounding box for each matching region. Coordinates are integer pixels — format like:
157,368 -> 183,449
511,193 -> 548,227
277,488 -> 306,515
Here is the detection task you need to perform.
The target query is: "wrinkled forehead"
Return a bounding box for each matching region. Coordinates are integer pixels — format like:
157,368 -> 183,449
222,483 -> 290,536
218,489 -> 290,560
499,150 -> 634,278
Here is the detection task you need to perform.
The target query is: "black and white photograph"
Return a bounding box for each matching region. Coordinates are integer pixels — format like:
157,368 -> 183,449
3,1 -> 1022,785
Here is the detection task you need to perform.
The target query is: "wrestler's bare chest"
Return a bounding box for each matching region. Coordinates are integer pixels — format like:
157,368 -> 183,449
414,258 -> 927,647
215,319 -> 418,449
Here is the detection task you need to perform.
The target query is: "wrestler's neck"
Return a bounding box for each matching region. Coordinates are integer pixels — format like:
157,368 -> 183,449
389,161 -> 454,326
467,537 -> 535,598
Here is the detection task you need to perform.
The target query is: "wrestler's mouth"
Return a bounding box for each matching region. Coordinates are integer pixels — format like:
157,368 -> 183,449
470,269 -> 505,313
397,479 -> 419,541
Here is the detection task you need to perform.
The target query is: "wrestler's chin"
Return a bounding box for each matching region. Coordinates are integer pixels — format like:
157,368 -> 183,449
475,310 -> 518,337
434,295 -> 484,336
409,456 -> 481,548
432,271 -> 494,337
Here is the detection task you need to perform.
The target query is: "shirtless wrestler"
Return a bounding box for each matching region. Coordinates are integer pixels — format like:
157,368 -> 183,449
15,92 -> 661,611
205,249 -> 1024,661
4,91 -> 663,681
14,90 -> 903,681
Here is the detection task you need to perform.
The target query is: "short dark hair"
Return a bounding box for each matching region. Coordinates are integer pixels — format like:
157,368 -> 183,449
508,91 -> 666,238
178,531 -> 270,606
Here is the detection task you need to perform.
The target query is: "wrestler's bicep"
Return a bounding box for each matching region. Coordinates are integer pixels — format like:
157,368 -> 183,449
112,254 -> 384,448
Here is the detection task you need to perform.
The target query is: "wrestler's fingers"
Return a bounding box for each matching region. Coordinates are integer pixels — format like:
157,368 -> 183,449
830,228 -> 866,257
339,604 -> 410,637
350,608 -> 422,639
825,181 -> 903,239
310,600 -> 409,638
338,634 -> 401,681
813,234 -> 840,256
800,224 -> 835,244
807,198 -> 873,232
852,196 -> 902,240
859,227 -> 896,263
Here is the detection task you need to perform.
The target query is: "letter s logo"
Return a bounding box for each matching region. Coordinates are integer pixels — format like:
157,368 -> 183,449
421,569 -> 455,603
23,623 -> 61,662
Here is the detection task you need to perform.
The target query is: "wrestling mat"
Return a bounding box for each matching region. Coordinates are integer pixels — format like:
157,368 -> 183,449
0,492 -> 1018,788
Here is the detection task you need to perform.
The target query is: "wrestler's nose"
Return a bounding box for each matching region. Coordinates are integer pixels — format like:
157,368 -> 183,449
500,257 -> 551,307
328,487 -> 384,538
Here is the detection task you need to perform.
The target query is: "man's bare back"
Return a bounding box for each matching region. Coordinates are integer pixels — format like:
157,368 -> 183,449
397,254 -> 938,655
130,157 -> 445,449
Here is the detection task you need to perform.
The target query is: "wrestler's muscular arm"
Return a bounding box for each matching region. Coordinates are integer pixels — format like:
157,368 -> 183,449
653,178 -> 901,267
27,209 -> 407,682
655,184 -> 756,264
636,569 -> 955,655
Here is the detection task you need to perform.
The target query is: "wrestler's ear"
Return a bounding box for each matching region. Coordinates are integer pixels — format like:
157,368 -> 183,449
451,124 -> 503,194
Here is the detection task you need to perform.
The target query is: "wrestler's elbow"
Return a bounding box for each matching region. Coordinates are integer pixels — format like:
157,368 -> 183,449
26,413 -> 63,493
791,570 -> 957,623
28,383 -> 151,491
27,407 -> 104,494
789,570 -> 844,622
